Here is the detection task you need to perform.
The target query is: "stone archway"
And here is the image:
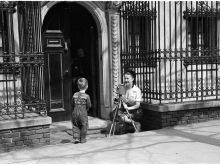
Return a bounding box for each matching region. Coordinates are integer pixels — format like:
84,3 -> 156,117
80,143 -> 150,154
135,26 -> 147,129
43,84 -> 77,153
41,1 -> 111,119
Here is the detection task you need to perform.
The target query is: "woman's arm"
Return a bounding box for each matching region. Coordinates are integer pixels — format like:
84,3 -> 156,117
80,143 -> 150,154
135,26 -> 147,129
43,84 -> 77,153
123,101 -> 140,111
123,86 -> 142,111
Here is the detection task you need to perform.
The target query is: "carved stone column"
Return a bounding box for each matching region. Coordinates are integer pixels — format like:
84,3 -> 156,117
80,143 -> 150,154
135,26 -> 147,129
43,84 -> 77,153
106,2 -> 122,100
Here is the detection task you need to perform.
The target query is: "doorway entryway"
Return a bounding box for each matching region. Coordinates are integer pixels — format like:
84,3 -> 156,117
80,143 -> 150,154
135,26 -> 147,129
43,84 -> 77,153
42,2 -> 100,122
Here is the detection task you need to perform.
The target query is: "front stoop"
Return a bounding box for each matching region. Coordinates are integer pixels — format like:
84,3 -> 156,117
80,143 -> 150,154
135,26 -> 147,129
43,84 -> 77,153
50,116 -> 108,144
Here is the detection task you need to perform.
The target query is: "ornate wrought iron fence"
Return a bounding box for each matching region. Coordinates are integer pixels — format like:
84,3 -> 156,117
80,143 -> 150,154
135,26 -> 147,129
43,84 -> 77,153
120,1 -> 220,104
0,1 -> 46,120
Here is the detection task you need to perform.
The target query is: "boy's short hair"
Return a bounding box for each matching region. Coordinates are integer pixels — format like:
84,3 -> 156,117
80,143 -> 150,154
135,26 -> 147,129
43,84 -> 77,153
77,78 -> 88,90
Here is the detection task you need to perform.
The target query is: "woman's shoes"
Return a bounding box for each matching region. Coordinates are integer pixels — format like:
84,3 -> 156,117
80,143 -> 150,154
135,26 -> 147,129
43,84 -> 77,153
134,122 -> 141,132
80,139 -> 87,143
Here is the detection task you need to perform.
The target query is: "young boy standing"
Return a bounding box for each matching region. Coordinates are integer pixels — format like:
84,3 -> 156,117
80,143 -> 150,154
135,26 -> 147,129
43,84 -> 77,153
72,78 -> 91,143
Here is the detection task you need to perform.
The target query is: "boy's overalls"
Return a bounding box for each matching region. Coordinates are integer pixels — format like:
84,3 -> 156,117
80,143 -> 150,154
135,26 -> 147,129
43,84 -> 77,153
72,92 -> 90,142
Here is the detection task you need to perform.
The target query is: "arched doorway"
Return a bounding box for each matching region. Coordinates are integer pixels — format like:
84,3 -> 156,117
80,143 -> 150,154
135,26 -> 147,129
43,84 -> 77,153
42,2 -> 100,122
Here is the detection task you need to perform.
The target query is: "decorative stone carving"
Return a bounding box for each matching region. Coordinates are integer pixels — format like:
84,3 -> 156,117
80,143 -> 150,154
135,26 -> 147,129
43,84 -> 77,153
0,1 -> 15,8
183,1 -> 220,18
0,1 -> 16,12
110,15 -> 120,98
105,1 -> 122,11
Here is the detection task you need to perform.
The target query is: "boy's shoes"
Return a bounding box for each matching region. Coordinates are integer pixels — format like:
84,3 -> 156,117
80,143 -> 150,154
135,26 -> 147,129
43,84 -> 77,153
73,138 -> 87,144
73,139 -> 80,144
80,139 -> 87,143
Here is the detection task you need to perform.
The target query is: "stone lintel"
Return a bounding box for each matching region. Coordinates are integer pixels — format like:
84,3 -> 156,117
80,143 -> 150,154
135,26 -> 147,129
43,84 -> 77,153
0,116 -> 52,130
141,100 -> 220,112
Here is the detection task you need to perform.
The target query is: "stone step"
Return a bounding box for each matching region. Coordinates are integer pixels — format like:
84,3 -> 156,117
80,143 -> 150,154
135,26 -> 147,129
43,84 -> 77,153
50,116 -> 108,132
65,129 -> 107,139
50,116 -> 109,144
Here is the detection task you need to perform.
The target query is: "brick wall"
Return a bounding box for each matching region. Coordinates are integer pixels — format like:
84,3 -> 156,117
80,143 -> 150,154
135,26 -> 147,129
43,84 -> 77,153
141,107 -> 220,131
0,116 -> 52,153
0,124 -> 50,152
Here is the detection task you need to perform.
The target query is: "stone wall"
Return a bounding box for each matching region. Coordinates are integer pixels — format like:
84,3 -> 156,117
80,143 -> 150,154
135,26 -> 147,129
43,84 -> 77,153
0,116 -> 51,152
0,125 -> 50,152
141,101 -> 220,131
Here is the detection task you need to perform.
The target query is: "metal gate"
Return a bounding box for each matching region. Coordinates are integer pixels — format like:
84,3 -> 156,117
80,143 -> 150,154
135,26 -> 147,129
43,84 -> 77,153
120,1 -> 220,104
0,2 -> 46,120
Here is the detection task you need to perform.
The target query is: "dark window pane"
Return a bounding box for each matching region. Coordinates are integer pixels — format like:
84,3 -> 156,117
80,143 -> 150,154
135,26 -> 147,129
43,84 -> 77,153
188,16 -> 217,58
48,53 -> 63,101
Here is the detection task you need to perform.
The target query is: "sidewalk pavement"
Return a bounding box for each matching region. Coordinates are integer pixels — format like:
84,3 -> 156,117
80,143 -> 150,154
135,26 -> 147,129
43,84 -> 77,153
1,119 -> 220,164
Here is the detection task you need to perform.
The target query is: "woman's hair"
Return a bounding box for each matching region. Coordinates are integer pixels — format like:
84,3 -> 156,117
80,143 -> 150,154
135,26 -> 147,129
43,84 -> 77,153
125,70 -> 136,85
77,78 -> 88,90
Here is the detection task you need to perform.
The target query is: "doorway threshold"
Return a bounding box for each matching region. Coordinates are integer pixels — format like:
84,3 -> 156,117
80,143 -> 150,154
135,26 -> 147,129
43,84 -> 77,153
51,116 -> 108,131
50,108 -> 65,112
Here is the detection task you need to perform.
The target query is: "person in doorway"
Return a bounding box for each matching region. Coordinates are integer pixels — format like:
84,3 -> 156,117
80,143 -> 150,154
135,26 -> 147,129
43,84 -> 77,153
72,48 -> 88,93
72,77 -> 92,144
110,70 -> 143,134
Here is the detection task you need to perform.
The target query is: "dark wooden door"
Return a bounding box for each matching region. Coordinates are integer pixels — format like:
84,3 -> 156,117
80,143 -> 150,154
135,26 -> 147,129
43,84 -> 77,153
43,30 -> 72,122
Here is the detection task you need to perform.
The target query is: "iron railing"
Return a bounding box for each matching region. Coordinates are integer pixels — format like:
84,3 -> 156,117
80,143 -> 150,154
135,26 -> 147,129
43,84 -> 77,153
120,1 -> 220,104
0,1 -> 46,120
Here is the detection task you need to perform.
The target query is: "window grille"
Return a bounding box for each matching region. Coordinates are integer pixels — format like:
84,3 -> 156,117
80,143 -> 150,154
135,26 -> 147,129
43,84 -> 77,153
120,1 -> 157,102
120,1 -> 220,104
184,2 -> 219,65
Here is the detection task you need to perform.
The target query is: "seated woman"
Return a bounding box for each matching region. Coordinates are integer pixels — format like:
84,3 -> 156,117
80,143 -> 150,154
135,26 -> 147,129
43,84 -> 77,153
111,70 -> 143,134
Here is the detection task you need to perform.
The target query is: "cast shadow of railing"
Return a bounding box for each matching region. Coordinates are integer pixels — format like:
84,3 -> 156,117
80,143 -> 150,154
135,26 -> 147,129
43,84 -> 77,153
3,120 -> 220,163
157,121 -> 220,147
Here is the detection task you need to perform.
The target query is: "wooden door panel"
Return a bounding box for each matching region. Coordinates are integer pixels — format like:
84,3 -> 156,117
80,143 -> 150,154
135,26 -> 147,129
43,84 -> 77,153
48,52 -> 64,111
43,30 -> 71,121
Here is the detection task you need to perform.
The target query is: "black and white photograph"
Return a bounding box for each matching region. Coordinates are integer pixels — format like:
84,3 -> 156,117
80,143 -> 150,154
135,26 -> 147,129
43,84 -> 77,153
0,0 -> 220,163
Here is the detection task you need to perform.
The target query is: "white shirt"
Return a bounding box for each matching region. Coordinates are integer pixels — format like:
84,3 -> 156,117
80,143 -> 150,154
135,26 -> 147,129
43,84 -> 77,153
125,85 -> 142,107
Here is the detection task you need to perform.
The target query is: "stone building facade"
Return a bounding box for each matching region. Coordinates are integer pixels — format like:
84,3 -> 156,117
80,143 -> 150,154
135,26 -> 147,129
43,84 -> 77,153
0,1 -> 220,151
